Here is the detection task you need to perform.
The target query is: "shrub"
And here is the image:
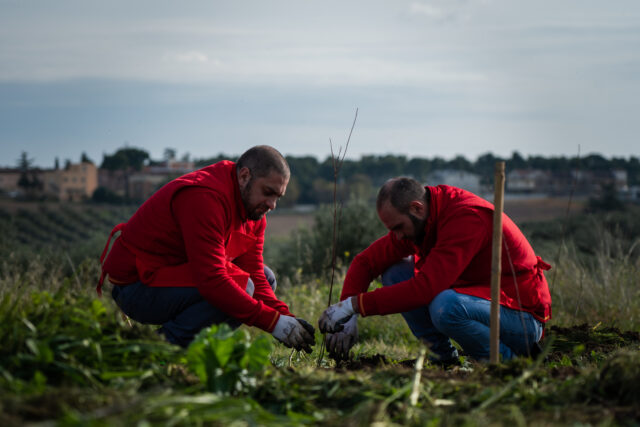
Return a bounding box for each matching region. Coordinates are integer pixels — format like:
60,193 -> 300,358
265,200 -> 387,283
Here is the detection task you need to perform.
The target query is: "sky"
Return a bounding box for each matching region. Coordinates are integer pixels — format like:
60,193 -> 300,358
1,0 -> 639,168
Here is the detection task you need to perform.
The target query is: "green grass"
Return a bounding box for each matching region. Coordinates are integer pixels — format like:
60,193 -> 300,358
0,204 -> 639,425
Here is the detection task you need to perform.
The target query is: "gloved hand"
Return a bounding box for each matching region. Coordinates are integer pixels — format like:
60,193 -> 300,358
327,315 -> 358,361
272,315 -> 315,353
318,297 -> 356,333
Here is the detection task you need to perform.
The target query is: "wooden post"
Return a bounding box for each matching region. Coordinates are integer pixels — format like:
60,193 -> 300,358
490,161 -> 505,364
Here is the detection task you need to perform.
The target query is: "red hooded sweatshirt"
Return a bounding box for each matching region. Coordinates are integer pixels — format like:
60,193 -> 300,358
341,185 -> 552,323
99,160 -> 292,332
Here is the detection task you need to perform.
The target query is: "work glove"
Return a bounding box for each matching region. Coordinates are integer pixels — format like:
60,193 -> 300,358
318,297 -> 356,333
272,315 -> 316,353
327,315 -> 358,361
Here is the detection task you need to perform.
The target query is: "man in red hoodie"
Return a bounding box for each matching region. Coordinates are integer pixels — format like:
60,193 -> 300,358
319,177 -> 551,362
99,145 -> 314,350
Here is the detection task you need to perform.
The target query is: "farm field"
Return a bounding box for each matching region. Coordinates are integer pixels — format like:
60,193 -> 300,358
0,199 -> 639,425
0,196 -> 586,239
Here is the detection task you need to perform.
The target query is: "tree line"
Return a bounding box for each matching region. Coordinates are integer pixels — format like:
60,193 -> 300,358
12,148 -> 640,206
193,151 -> 640,206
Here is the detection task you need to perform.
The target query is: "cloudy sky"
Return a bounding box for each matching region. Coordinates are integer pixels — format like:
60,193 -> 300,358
1,0 -> 639,168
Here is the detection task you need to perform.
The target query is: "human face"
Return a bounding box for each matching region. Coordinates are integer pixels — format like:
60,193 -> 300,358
377,200 -> 428,245
238,168 -> 288,220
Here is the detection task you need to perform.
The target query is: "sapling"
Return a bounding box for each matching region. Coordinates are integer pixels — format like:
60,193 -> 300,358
317,108 -> 358,366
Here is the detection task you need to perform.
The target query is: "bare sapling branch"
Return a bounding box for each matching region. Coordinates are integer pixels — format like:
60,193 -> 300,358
317,108 -> 358,365
549,144 -> 581,291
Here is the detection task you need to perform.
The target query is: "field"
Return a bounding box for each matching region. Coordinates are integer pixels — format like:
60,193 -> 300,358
1,198 -> 639,426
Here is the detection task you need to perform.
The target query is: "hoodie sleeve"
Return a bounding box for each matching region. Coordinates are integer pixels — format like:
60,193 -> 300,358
172,187 -> 281,332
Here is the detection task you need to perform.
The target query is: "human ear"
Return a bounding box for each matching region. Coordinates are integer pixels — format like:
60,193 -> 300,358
237,167 -> 251,189
409,200 -> 427,219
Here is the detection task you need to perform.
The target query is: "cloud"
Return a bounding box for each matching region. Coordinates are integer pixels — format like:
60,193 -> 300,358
409,2 -> 448,20
163,51 -> 212,64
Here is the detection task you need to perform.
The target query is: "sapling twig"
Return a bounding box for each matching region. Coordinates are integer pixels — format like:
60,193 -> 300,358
326,109 -> 358,308
549,145 -> 581,291
317,108 -> 358,366
288,349 -> 295,368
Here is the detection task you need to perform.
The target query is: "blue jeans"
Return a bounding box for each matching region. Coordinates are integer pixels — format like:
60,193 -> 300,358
381,258 -> 543,361
111,266 -> 277,348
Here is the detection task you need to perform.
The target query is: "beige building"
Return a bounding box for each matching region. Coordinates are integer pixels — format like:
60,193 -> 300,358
0,169 -> 22,196
98,160 -> 195,201
41,162 -> 98,201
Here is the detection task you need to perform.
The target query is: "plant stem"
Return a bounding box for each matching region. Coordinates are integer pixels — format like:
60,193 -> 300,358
317,108 -> 358,366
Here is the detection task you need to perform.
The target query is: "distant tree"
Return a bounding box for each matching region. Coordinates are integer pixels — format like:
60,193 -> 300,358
586,182 -> 626,212
164,148 -> 177,161
54,157 -> 60,170
347,173 -> 374,202
287,156 -> 320,204
509,151 -> 527,170
64,159 -> 72,170
312,178 -> 335,204
278,176 -> 301,208
17,151 -> 34,172
92,186 -> 125,204
100,147 -> 150,201
406,157 -> 432,182
627,156 -> 640,186
474,152 -> 504,185
194,154 -> 234,168
180,152 -> 191,162
16,151 -> 42,199
81,152 -> 94,164
447,155 -> 473,171
101,147 -> 149,172
582,154 -> 610,171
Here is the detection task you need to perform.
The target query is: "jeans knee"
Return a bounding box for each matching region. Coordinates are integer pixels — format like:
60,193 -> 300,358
245,278 -> 255,297
264,265 -> 277,292
429,290 -> 466,331
381,257 -> 414,287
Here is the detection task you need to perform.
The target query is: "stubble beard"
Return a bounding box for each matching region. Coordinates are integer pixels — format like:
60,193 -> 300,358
409,213 -> 427,246
241,178 -> 267,221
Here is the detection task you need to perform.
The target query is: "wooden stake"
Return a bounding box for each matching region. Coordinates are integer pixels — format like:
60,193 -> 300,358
490,161 -> 505,364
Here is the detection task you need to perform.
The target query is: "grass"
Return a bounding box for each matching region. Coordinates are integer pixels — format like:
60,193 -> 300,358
0,204 -> 639,425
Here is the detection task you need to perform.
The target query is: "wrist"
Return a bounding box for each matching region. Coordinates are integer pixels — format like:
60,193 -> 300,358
350,295 -> 360,315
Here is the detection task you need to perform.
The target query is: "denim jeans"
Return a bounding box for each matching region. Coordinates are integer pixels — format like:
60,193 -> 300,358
381,257 -> 543,361
111,266 -> 277,348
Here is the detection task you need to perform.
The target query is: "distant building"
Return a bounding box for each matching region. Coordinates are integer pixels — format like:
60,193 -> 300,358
427,169 -> 483,194
623,185 -> 640,202
507,169 -> 552,193
43,162 -> 98,201
147,159 -> 195,174
0,162 -> 97,201
0,169 -> 21,196
128,172 -> 172,201
98,159 -> 196,201
572,169 -> 628,195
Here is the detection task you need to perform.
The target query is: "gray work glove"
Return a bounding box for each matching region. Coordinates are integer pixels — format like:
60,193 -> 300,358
318,298 -> 356,333
327,315 -> 358,361
272,315 -> 315,353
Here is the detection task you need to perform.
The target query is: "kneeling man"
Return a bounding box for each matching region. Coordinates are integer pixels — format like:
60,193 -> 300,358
319,177 -> 551,363
99,145 -> 314,351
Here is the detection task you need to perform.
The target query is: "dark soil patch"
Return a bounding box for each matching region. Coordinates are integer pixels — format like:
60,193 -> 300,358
546,323 -> 640,361
336,354 -> 391,371
549,365 -> 581,379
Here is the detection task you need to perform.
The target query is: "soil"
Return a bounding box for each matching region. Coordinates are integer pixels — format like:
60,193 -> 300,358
335,323 -> 640,372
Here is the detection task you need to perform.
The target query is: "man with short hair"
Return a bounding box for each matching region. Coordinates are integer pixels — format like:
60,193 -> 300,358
319,177 -> 551,362
99,145 -> 315,351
